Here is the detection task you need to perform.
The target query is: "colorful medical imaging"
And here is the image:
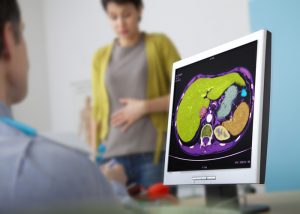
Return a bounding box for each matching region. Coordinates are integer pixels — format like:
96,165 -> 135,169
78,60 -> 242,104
175,67 -> 254,156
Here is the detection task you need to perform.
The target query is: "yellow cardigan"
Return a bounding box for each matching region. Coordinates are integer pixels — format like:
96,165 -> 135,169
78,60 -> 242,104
92,33 -> 181,163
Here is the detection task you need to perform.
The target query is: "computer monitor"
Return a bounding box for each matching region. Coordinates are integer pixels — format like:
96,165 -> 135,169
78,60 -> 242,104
164,29 -> 271,212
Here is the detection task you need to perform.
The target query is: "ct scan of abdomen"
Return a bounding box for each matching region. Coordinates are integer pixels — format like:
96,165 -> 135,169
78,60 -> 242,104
175,67 -> 254,156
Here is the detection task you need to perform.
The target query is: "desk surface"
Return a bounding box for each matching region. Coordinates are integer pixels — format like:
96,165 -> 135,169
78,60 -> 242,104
180,191 -> 300,214
246,191 -> 300,214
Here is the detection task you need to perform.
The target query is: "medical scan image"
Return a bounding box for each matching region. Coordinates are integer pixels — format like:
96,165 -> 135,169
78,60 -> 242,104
175,67 -> 253,156
168,41 -> 258,172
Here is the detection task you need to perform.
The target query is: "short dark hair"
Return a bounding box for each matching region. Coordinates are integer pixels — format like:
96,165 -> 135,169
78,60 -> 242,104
0,0 -> 21,56
101,0 -> 143,10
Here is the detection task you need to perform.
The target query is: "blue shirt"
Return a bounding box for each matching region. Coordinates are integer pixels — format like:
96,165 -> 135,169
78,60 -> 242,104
0,102 -> 128,212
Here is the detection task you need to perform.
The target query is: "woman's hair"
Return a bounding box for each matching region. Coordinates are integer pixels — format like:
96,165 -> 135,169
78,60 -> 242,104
101,0 -> 143,10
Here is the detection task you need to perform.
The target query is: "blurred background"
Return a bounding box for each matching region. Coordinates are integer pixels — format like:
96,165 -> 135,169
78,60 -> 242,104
14,0 -> 300,195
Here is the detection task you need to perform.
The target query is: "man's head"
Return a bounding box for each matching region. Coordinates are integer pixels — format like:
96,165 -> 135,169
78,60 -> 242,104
0,0 -> 29,106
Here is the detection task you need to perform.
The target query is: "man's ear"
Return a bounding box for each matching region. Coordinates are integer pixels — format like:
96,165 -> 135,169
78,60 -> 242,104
2,23 -> 16,61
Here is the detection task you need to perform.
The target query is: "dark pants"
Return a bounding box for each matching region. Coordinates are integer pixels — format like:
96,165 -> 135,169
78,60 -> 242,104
100,152 -> 164,188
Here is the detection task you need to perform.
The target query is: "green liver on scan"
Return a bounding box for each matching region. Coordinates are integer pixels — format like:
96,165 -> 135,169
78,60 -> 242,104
176,73 -> 246,143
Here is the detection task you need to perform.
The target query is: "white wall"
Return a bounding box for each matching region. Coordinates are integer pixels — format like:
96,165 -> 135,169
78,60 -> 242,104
142,0 -> 251,58
13,0 -> 51,132
43,0 -> 114,133
17,0 -> 251,134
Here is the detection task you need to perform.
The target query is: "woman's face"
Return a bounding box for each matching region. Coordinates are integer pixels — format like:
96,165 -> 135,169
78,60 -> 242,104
106,2 -> 142,41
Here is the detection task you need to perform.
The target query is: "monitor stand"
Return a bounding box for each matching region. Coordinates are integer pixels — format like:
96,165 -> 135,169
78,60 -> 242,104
205,185 -> 270,214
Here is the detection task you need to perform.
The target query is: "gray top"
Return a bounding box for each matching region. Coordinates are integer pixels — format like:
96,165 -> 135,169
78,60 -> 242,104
102,35 -> 157,158
0,102 -> 130,213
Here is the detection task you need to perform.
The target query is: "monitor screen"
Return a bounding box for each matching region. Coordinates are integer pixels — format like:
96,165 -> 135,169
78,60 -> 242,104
164,30 -> 271,185
168,41 -> 257,172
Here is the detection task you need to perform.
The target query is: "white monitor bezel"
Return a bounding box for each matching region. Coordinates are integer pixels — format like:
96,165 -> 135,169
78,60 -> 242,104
164,29 -> 268,185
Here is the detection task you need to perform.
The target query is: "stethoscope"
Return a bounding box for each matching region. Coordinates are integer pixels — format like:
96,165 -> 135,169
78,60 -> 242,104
0,116 -> 37,137
0,116 -> 106,161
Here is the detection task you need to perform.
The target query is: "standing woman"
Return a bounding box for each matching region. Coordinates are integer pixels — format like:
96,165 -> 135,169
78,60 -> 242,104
91,0 -> 180,188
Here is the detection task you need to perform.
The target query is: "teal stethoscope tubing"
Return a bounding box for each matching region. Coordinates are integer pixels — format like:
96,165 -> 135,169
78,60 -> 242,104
0,116 -> 37,137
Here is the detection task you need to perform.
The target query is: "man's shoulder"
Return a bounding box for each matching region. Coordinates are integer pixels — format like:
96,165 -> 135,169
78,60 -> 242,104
0,134 -> 120,211
30,136 -> 94,173
0,133 -> 93,172
8,135 -> 116,200
0,123 -> 95,178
